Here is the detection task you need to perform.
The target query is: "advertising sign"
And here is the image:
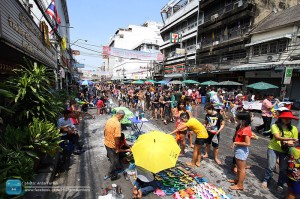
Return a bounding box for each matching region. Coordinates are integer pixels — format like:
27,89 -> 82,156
102,46 -> 164,61
74,63 -> 85,68
283,67 -> 293,84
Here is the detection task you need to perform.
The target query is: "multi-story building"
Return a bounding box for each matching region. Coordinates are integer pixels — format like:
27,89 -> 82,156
160,0 -> 300,84
159,0 -> 199,80
0,0 -> 73,90
105,21 -> 163,81
231,4 -> 300,99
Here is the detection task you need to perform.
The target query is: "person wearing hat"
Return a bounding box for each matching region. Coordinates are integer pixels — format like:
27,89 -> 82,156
261,111 -> 298,193
132,166 -> 157,198
256,93 -> 279,136
104,110 -> 125,181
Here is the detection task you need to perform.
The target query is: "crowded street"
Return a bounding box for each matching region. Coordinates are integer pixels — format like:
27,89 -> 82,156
1,0 -> 300,199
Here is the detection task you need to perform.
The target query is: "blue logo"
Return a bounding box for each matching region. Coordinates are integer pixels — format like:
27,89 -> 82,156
6,179 -> 22,195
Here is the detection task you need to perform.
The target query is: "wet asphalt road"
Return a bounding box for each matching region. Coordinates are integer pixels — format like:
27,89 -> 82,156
45,103 -> 300,199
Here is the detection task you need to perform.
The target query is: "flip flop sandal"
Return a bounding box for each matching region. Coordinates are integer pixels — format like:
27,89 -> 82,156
164,188 -> 176,195
230,185 -> 244,191
179,190 -> 189,198
173,192 -> 183,199
154,189 -> 166,197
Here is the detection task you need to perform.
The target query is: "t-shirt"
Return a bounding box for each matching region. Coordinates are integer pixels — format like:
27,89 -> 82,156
287,146 -> 300,181
268,124 -> 298,153
210,95 -> 223,110
145,91 -> 151,101
185,118 -> 208,139
205,112 -> 224,133
96,99 -> 104,108
104,117 -> 121,149
261,99 -> 273,117
174,92 -> 182,102
235,126 -> 252,142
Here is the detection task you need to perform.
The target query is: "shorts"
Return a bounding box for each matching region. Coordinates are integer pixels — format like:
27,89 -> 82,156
287,178 -> 300,195
234,146 -> 249,161
194,138 -> 206,146
204,133 -> 220,148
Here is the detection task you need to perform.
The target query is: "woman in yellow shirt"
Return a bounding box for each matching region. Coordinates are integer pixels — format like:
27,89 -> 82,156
170,113 -> 208,168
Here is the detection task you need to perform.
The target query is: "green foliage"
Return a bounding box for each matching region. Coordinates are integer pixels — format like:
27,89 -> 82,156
26,118 -> 62,157
0,125 -> 28,151
0,145 -> 35,199
5,61 -> 63,124
0,89 -> 14,114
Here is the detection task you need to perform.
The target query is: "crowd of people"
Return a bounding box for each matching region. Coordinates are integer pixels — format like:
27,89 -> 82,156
65,82 -> 299,199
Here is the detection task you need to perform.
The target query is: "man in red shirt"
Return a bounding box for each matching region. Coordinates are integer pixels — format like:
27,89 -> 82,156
256,94 -> 279,136
96,98 -> 105,115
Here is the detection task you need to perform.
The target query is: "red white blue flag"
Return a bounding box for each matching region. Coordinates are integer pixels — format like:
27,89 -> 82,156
46,0 -> 61,24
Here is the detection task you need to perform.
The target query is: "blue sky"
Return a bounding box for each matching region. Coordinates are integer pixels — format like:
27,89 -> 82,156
68,0 -> 169,70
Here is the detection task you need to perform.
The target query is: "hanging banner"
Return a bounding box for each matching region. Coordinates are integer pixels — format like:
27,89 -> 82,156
102,46 -> 164,61
283,67 -> 293,84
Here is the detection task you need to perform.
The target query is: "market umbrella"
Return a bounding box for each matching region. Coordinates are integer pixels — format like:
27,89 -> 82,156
81,80 -> 94,86
169,80 -> 182,85
156,80 -> 167,84
247,82 -> 278,90
145,80 -> 157,83
200,80 -> 218,86
183,80 -> 200,84
111,107 -> 134,125
132,130 -> 180,173
132,80 -> 144,84
217,80 -> 243,86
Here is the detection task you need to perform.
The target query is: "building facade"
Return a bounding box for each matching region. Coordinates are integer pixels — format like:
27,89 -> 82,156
159,0 -> 300,99
0,0 -> 73,90
104,21 -> 163,81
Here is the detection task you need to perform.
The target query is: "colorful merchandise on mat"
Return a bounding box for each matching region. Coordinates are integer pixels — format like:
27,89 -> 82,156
151,161 -> 231,198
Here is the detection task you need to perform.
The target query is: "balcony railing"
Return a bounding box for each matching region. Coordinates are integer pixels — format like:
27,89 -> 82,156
202,0 -> 247,24
200,26 -> 248,48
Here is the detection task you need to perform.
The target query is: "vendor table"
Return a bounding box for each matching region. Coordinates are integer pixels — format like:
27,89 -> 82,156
128,117 -> 149,135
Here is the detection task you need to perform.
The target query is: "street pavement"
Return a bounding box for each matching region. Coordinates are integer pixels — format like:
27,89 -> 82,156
46,103 -> 300,199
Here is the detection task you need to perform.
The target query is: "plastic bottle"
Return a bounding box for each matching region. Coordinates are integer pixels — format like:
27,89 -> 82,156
135,111 -> 139,120
111,184 -> 117,199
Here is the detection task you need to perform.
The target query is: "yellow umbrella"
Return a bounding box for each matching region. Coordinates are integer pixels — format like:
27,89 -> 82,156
132,131 -> 180,173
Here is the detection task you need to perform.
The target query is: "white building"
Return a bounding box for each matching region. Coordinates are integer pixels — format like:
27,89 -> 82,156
158,0 -> 199,79
104,21 -> 163,80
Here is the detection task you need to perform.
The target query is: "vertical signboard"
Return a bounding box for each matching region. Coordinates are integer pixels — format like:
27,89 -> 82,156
283,67 -> 293,84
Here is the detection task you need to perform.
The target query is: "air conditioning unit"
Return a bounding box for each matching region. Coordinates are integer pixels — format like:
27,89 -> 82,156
213,41 -> 220,46
211,13 -> 219,21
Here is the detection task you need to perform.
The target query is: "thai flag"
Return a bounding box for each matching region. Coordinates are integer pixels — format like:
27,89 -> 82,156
46,0 -> 61,24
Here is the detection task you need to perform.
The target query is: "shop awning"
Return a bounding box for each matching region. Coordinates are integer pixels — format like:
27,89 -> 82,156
230,63 -> 273,71
245,34 -> 292,47
164,73 -> 183,78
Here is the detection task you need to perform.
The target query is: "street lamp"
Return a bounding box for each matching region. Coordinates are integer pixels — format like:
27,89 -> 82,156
70,39 -> 88,46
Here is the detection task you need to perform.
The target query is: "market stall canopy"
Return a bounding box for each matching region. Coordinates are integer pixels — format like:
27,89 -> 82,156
200,80 -> 218,86
217,80 -> 243,86
80,80 -> 94,86
169,80 -> 182,85
246,82 -> 278,90
132,131 -> 180,173
183,80 -> 200,84
132,80 -> 144,84
145,80 -> 157,83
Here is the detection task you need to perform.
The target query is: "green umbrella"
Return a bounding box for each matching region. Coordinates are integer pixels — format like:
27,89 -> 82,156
217,80 -> 243,86
247,82 -> 278,90
112,107 -> 134,125
200,80 -> 218,85
145,80 -> 156,83
169,80 -> 182,84
183,80 -> 200,84
132,80 -> 144,84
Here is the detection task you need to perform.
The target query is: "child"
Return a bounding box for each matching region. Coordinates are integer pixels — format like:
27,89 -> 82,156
170,113 -> 208,168
228,112 -> 253,190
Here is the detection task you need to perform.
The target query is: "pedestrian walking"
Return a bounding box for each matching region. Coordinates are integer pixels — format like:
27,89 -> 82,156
256,93 -> 279,136
261,111 -> 298,193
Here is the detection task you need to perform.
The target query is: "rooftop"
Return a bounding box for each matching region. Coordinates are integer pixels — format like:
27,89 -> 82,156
252,4 -> 300,34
